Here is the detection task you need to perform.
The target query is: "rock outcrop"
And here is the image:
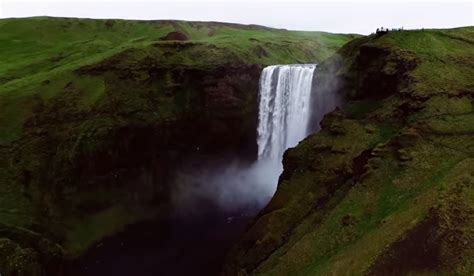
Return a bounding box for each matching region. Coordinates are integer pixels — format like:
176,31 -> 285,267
160,31 -> 189,41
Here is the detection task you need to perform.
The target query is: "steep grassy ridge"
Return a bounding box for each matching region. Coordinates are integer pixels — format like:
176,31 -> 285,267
0,17 -> 353,144
226,27 -> 474,275
0,17 -> 355,274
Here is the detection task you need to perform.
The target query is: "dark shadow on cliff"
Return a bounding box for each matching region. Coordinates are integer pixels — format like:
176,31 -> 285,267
66,156 -> 282,276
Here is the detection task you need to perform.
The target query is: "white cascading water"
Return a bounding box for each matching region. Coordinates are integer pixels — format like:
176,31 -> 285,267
172,64 -> 324,215
257,64 -> 316,160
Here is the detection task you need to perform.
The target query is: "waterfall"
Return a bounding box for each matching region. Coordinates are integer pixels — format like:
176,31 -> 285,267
171,64 -> 330,215
257,64 -> 316,160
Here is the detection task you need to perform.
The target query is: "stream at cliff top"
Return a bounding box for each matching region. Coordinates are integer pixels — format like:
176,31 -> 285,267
68,64 -> 317,275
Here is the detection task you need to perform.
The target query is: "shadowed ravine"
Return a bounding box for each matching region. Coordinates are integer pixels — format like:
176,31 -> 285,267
67,211 -> 253,276
66,64 -> 335,275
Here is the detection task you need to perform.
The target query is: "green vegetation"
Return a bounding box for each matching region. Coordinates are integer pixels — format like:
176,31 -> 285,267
0,17 -> 355,145
0,17 -> 355,272
227,27 -> 474,275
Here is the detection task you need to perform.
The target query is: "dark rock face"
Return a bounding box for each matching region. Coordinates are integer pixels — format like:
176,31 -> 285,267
9,60 -> 262,274
353,45 -> 418,99
71,63 -> 261,169
28,64 -> 261,204
66,211 -> 254,276
160,31 -> 189,41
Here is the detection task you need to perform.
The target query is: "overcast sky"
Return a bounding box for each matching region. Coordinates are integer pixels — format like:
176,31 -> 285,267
1,0 -> 473,34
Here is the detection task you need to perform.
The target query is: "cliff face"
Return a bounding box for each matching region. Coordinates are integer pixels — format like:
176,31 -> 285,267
225,27 -> 474,275
0,17 -> 355,273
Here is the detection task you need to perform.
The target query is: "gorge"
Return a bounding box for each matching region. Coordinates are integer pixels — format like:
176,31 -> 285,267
68,63 -> 329,275
1,17 -> 473,276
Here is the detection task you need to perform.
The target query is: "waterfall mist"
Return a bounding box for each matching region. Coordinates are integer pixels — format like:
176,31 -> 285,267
171,159 -> 281,215
171,64 -> 318,216
308,55 -> 344,134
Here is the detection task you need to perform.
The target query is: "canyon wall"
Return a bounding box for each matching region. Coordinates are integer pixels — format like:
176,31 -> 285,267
225,27 -> 474,275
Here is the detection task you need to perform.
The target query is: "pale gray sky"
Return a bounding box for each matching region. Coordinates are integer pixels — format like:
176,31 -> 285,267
1,0 -> 473,34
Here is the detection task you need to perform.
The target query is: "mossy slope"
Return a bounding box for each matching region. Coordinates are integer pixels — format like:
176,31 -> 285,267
225,27 -> 474,275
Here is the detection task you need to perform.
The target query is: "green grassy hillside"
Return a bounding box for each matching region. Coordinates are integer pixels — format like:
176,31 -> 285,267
226,27 -> 474,275
0,17 -> 354,144
0,17 -> 355,274
0,17 -> 349,89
